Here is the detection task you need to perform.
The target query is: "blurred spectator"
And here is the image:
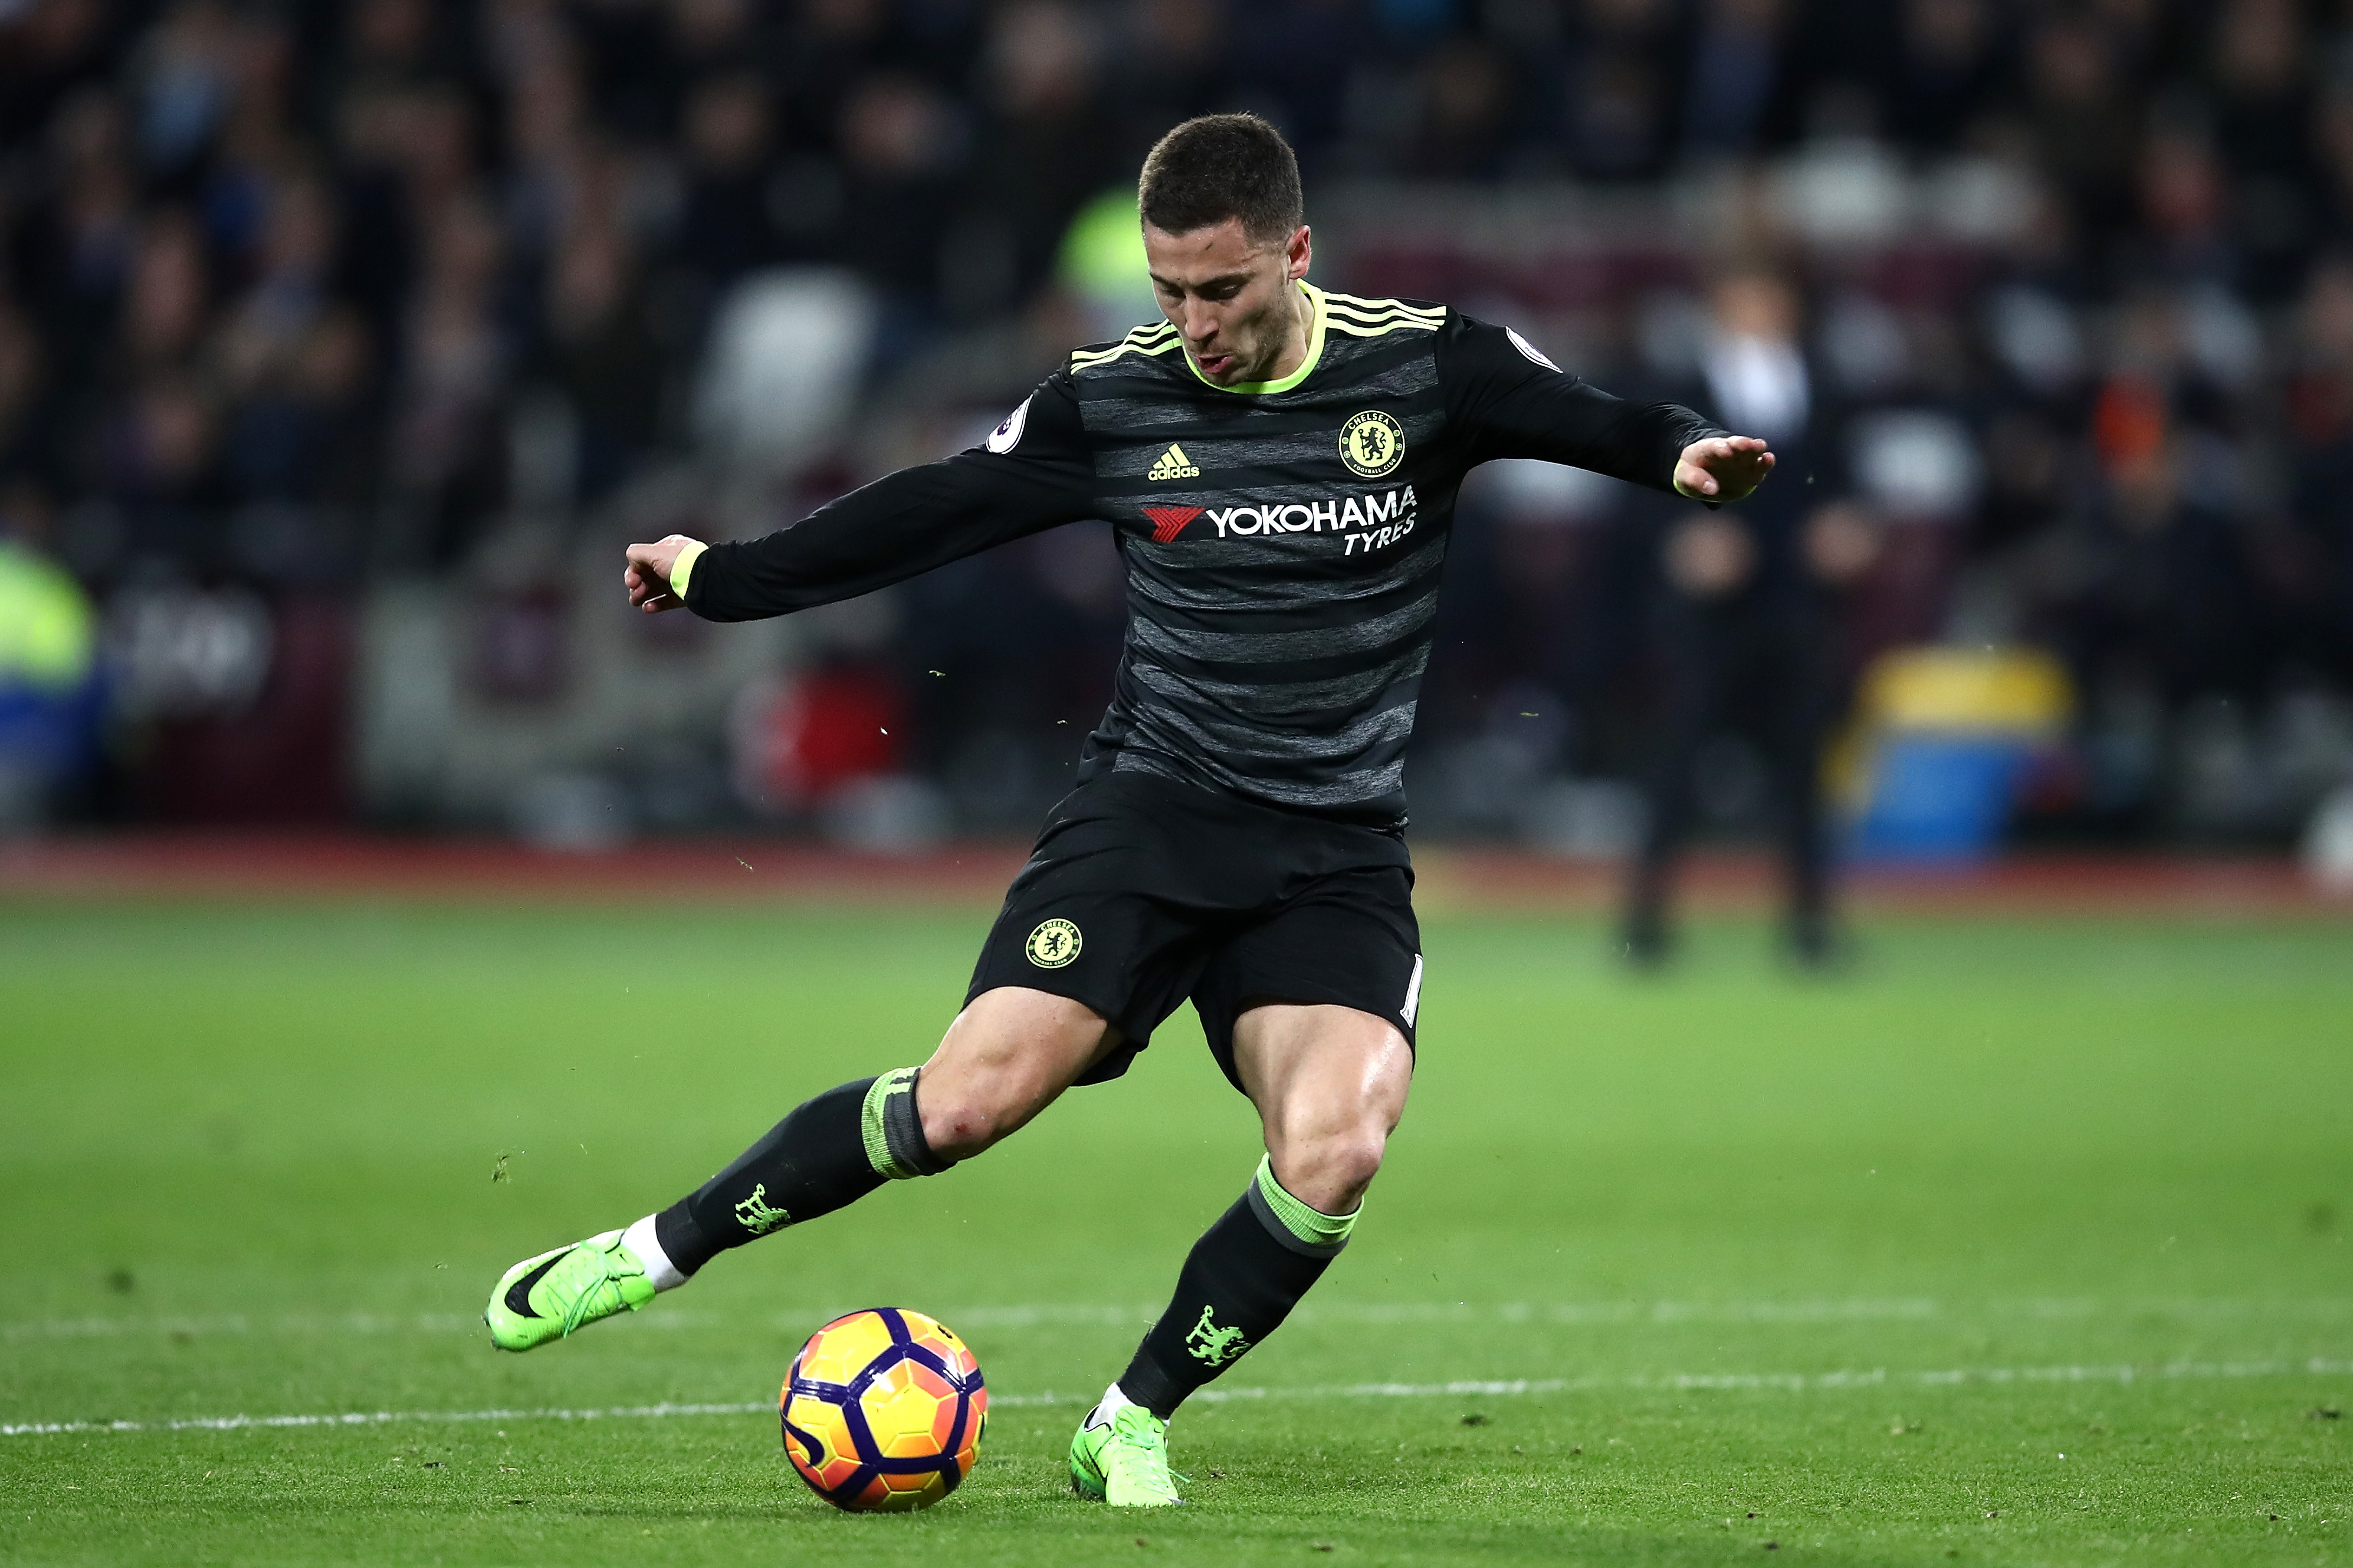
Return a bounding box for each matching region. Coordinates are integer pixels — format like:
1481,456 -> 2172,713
386,194 -> 508,567
0,0 -> 2345,843
1107,0 -> 1226,160
2021,10 -> 2142,243
1562,0 -> 1682,180
1882,0 -> 2010,152
1625,272 -> 1862,965
0,305 -> 49,482
1232,0 -> 1367,164
2026,372 -> 2262,824
132,0 -> 240,179
541,185 -> 667,504
836,73 -> 962,349
0,0 -> 122,150
1682,0 -> 1792,162
1406,37 -> 1517,178
2282,258 -> 2353,682
671,70 -> 788,295
953,1 -> 1120,320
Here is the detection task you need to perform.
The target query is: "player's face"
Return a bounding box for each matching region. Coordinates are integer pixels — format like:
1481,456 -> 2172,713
1143,218 -> 1313,386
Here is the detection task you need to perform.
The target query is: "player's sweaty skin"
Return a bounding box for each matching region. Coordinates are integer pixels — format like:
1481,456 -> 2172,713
1140,215 -> 1314,387
914,987 -> 1407,1216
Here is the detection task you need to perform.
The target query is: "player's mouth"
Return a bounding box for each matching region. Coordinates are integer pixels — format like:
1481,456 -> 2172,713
1193,350 -> 1235,378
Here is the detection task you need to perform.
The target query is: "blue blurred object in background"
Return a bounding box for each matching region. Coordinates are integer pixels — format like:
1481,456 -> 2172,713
1849,734 -> 2036,862
1845,649 -> 2072,864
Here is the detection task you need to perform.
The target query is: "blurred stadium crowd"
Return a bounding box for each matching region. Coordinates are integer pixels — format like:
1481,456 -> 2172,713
1,0 -> 2352,860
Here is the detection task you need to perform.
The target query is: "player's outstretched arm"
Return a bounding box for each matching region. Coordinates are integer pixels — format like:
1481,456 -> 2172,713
625,376 -> 1098,623
1438,313 -> 1771,502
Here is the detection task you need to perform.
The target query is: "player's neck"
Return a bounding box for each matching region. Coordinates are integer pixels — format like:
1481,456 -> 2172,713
1258,280 -> 1314,384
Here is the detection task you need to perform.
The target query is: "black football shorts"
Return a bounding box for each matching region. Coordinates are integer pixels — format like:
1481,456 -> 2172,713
966,770 -> 1424,1094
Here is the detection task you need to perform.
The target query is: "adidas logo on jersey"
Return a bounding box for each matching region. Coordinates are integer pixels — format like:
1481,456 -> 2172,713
1147,443 -> 1201,481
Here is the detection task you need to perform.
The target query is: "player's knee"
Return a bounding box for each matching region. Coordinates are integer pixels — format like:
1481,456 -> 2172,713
1276,1123 -> 1388,1214
917,989 -> 1111,1161
918,1065 -> 1060,1161
918,1090 -> 1006,1163
1327,1127 -> 1390,1204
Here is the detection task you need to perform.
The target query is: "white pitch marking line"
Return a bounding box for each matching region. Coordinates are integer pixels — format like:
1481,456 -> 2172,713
12,1297 -> 2353,1342
6,1357 -> 2348,1439
0,1402 -> 775,1438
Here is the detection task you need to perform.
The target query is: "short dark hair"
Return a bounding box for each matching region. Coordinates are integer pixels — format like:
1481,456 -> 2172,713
1138,114 -> 1304,246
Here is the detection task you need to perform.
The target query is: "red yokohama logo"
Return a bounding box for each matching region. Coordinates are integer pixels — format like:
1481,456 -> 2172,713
1142,506 -> 1203,543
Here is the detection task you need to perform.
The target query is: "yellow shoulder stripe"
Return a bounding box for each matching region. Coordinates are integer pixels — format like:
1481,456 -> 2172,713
1071,337 -> 1182,371
1069,323 -> 1179,370
1325,315 -> 1442,338
1322,289 -> 1446,338
1322,293 -> 1445,324
1324,291 -> 1443,312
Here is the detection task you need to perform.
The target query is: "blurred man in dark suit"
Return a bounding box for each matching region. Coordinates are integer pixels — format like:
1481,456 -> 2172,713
1625,271 -> 1878,967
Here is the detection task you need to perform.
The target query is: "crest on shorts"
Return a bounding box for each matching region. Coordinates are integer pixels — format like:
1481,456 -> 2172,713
1338,409 -> 1405,478
1025,918 -> 1082,968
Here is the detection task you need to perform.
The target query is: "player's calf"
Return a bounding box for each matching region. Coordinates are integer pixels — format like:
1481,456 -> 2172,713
1070,1155 -> 1365,1503
483,990 -> 1112,1351
1070,1004 -> 1405,1499
483,1069 -> 951,1350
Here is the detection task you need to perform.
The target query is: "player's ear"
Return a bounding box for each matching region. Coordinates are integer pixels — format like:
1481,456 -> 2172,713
1286,226 -> 1311,282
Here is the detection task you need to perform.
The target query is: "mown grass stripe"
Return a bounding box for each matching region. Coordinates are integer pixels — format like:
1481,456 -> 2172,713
14,1355 -> 2350,1439
22,1293 -> 2353,1340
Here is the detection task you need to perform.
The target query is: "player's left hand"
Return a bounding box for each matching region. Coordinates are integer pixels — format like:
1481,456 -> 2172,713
1674,436 -> 1776,503
625,535 -> 694,613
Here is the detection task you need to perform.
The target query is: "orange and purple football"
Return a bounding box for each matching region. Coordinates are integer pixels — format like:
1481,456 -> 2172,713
780,1307 -> 987,1511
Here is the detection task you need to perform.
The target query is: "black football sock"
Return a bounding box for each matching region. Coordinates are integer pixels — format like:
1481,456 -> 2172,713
1113,1158 -> 1360,1419
652,1067 -> 952,1277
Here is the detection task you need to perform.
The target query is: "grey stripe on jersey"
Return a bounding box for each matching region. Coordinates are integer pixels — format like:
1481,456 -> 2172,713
1066,287 -> 1458,819
1125,584 -> 1440,668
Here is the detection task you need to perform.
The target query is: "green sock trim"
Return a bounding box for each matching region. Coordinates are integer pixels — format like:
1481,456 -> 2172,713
860,1069 -> 923,1179
1253,1156 -> 1357,1250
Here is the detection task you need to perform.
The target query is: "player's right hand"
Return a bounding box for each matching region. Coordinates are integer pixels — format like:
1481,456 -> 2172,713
625,535 -> 695,613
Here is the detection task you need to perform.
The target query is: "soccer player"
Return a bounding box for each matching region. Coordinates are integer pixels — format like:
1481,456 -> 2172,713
484,113 -> 1774,1507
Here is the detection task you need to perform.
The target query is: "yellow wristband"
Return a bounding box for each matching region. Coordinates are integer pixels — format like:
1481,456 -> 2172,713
668,539 -> 708,601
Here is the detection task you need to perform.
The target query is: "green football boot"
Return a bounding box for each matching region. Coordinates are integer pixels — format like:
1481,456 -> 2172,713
1069,1402 -> 1184,1506
484,1230 -> 657,1352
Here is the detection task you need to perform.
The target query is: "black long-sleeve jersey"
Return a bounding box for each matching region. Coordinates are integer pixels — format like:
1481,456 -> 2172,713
684,284 -> 1725,825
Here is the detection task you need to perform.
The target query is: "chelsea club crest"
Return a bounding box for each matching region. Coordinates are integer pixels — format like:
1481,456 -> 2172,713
1338,410 -> 1405,478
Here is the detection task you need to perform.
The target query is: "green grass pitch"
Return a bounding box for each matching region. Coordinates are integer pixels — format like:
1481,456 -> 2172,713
2,894 -> 2349,1566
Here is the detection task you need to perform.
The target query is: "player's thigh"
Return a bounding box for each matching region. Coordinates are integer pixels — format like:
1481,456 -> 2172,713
1231,1002 -> 1412,1212
917,986 -> 1121,1156
1231,1001 -> 1415,1140
1192,863 -> 1422,1094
